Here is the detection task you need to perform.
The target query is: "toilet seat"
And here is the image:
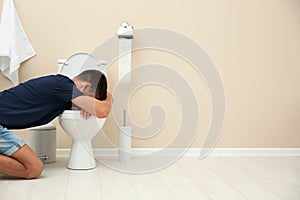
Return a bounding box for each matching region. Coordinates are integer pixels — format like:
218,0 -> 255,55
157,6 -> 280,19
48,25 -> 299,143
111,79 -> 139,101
59,52 -> 107,78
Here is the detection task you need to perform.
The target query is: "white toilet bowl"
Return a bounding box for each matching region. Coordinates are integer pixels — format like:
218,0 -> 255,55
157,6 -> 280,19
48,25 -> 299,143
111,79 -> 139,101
57,53 -> 108,170
59,110 -> 106,169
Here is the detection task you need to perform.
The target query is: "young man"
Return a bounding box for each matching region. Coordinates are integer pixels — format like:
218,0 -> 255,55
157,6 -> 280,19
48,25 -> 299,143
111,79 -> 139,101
0,70 -> 112,179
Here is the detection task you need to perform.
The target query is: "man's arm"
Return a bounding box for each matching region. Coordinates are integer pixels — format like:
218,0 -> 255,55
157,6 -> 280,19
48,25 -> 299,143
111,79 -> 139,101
71,93 -> 112,118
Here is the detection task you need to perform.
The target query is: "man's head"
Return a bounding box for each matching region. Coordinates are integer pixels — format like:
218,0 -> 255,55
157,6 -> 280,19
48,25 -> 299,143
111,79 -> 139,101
72,70 -> 107,100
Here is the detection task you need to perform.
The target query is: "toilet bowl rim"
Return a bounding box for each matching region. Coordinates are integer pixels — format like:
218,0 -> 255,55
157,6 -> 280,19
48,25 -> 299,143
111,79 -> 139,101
59,110 -> 107,120
59,110 -> 81,119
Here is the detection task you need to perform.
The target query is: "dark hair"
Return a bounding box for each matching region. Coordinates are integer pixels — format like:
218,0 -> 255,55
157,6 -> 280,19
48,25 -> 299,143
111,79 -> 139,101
75,70 -> 107,100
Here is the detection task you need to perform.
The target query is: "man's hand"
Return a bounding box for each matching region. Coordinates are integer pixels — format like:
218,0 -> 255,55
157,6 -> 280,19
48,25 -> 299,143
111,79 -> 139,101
80,109 -> 92,120
106,92 -> 113,103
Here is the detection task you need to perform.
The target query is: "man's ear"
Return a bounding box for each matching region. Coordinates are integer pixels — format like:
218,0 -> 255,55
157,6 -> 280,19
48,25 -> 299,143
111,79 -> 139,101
83,82 -> 92,91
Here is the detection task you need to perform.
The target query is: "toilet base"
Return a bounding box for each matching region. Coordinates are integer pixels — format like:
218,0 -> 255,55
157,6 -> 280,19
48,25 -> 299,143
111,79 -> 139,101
67,141 -> 96,170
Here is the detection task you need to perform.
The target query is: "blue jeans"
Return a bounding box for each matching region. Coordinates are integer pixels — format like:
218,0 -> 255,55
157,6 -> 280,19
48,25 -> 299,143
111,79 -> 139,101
0,125 -> 25,156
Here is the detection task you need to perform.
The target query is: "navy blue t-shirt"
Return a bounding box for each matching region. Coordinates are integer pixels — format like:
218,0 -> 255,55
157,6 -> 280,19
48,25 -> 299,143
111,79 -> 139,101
0,74 -> 83,129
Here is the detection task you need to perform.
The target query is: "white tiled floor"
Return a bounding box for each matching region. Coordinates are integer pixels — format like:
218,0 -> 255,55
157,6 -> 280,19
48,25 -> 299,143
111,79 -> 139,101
1,156 -> 300,200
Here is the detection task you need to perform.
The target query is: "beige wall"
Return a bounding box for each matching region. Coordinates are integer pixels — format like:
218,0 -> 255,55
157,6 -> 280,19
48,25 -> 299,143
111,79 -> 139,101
1,0 -> 300,148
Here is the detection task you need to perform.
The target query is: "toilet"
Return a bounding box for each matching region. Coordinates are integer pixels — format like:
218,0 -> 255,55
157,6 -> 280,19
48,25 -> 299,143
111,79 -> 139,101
58,53 -> 107,170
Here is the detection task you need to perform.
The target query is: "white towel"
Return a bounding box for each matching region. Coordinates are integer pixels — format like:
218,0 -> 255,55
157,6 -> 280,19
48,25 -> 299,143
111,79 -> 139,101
0,0 -> 35,85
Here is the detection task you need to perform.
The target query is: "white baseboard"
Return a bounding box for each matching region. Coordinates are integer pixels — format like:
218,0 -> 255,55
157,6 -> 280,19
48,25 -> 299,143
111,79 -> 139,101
56,148 -> 300,157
